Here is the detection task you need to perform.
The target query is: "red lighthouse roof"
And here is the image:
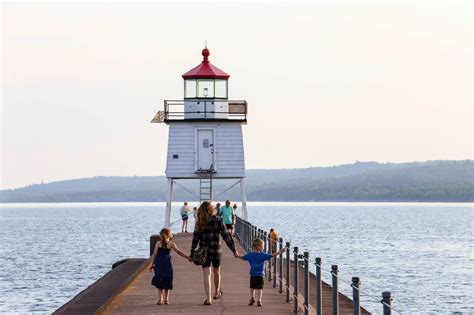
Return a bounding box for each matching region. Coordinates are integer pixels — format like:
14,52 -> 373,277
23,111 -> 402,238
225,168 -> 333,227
182,47 -> 230,79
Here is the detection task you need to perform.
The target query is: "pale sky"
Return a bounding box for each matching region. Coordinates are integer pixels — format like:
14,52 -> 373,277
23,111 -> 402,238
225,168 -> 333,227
1,1 -> 472,190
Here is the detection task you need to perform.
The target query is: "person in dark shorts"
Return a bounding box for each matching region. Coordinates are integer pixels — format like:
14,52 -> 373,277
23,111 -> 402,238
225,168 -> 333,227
191,201 -> 239,305
221,200 -> 234,234
180,202 -> 192,233
236,238 -> 285,307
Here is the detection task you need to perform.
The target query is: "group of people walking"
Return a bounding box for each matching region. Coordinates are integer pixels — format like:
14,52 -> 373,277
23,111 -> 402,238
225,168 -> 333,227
180,200 -> 238,235
150,201 -> 284,307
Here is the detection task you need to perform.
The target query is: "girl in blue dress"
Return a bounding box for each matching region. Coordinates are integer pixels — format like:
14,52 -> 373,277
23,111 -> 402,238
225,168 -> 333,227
149,228 -> 192,305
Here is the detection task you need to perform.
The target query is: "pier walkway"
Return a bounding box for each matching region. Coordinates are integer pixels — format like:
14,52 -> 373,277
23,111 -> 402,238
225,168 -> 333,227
101,232 -> 368,315
101,233 -> 290,314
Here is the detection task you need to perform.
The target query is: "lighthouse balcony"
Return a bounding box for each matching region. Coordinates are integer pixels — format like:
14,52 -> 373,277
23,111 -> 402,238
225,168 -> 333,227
152,100 -> 247,123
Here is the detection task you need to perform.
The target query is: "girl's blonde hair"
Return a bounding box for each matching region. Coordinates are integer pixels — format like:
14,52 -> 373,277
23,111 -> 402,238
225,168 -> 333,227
252,238 -> 264,250
160,228 -> 172,247
195,201 -> 216,231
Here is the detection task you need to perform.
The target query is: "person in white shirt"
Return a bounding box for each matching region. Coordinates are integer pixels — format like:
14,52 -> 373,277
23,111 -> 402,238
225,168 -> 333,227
180,202 -> 192,233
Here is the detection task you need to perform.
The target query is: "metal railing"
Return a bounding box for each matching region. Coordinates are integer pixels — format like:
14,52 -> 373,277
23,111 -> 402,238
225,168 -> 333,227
234,216 -> 401,315
158,99 -> 247,121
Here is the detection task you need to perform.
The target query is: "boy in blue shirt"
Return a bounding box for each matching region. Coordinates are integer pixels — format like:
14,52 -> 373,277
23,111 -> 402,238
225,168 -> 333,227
236,238 -> 286,307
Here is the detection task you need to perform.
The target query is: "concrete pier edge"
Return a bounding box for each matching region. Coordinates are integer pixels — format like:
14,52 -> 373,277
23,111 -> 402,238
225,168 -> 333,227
54,258 -> 149,315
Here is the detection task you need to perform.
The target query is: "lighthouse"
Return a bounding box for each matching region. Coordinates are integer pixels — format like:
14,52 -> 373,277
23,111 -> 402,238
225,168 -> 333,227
152,47 -> 248,227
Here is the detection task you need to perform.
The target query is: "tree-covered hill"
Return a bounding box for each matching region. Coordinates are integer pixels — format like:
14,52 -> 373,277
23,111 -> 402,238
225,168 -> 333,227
1,160 -> 472,202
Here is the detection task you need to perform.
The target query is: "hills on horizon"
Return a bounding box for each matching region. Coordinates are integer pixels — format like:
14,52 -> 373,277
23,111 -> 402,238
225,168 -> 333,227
1,160 -> 473,203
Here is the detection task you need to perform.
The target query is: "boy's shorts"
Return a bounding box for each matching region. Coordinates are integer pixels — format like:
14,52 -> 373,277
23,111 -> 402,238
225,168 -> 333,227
250,276 -> 264,289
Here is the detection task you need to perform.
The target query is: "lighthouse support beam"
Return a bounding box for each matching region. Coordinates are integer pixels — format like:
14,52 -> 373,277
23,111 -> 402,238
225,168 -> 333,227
240,178 -> 248,220
165,178 -> 174,227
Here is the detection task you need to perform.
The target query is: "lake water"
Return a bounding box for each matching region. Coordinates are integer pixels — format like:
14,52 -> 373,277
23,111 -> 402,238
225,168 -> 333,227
0,202 -> 472,314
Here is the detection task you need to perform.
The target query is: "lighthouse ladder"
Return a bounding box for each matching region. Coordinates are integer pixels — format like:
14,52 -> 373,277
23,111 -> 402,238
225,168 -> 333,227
198,167 -> 213,203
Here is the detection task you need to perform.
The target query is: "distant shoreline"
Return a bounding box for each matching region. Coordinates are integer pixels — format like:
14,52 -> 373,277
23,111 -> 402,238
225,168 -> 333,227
2,160 -> 472,203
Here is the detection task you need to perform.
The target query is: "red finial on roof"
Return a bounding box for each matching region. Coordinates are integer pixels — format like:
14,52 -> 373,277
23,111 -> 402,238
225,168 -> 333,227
202,47 -> 210,63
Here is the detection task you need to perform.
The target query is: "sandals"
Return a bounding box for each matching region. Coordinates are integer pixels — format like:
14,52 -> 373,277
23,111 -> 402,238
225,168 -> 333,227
203,299 -> 212,305
156,299 -> 163,305
164,300 -> 169,305
248,298 -> 262,307
213,290 -> 223,300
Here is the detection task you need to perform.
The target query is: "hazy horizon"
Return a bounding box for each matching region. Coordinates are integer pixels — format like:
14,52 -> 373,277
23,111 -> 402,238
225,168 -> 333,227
2,1 -> 472,189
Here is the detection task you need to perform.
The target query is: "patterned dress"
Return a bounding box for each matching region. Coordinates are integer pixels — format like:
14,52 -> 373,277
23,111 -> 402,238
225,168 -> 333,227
151,247 -> 173,290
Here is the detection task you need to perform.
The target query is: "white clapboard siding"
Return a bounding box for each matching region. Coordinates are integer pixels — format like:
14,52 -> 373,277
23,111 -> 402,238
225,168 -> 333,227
165,122 -> 245,178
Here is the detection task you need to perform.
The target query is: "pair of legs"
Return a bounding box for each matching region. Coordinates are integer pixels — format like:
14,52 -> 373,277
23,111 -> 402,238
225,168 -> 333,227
249,289 -> 263,305
202,266 -> 222,304
181,218 -> 188,233
249,276 -> 264,306
156,288 -> 170,304
225,224 -> 235,236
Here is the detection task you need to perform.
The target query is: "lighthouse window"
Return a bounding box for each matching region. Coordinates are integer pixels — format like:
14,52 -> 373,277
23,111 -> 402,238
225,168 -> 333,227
197,80 -> 214,98
184,80 -> 197,98
215,80 -> 227,98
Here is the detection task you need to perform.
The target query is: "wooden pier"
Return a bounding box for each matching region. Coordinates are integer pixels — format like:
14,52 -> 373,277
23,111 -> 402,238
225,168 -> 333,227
98,233 -> 369,315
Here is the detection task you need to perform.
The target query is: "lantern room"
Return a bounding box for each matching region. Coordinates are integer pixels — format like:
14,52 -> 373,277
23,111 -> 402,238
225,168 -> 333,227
152,47 -> 247,122
182,47 -> 229,100
182,47 -> 230,119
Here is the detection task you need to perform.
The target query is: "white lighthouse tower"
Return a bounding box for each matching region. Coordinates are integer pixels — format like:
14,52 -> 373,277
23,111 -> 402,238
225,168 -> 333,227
152,47 -> 248,227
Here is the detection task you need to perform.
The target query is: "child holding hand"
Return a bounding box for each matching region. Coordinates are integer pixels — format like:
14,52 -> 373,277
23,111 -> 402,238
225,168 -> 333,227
236,238 -> 286,307
150,228 -> 193,305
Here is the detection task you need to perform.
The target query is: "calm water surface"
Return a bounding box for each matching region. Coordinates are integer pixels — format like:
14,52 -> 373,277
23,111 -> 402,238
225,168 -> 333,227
0,202 -> 472,314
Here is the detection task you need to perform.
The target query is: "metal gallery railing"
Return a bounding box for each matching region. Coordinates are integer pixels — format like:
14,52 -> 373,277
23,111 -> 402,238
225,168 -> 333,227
160,99 -> 247,121
234,216 -> 400,315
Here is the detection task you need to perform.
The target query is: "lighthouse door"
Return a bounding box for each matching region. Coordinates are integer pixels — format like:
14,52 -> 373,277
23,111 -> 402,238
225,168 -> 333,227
197,129 -> 214,171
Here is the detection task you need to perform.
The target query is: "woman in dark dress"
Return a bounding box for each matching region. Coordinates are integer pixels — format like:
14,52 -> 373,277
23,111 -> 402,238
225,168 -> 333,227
150,228 -> 192,305
190,202 -> 239,305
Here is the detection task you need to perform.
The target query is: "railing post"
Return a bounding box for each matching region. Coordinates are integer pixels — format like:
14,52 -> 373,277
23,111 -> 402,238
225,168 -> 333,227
246,222 -> 252,252
248,223 -> 251,251
279,238 -> 283,293
303,252 -> 309,315
252,226 -> 256,245
273,241 -> 277,288
286,242 -> 291,303
243,222 -> 247,250
236,218 -> 240,238
264,231 -> 271,281
248,223 -> 252,251
241,220 -> 244,246
263,231 -> 268,252
315,258 -> 322,315
352,277 -> 360,315
382,291 -> 392,315
293,246 -> 299,314
331,265 -> 339,315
